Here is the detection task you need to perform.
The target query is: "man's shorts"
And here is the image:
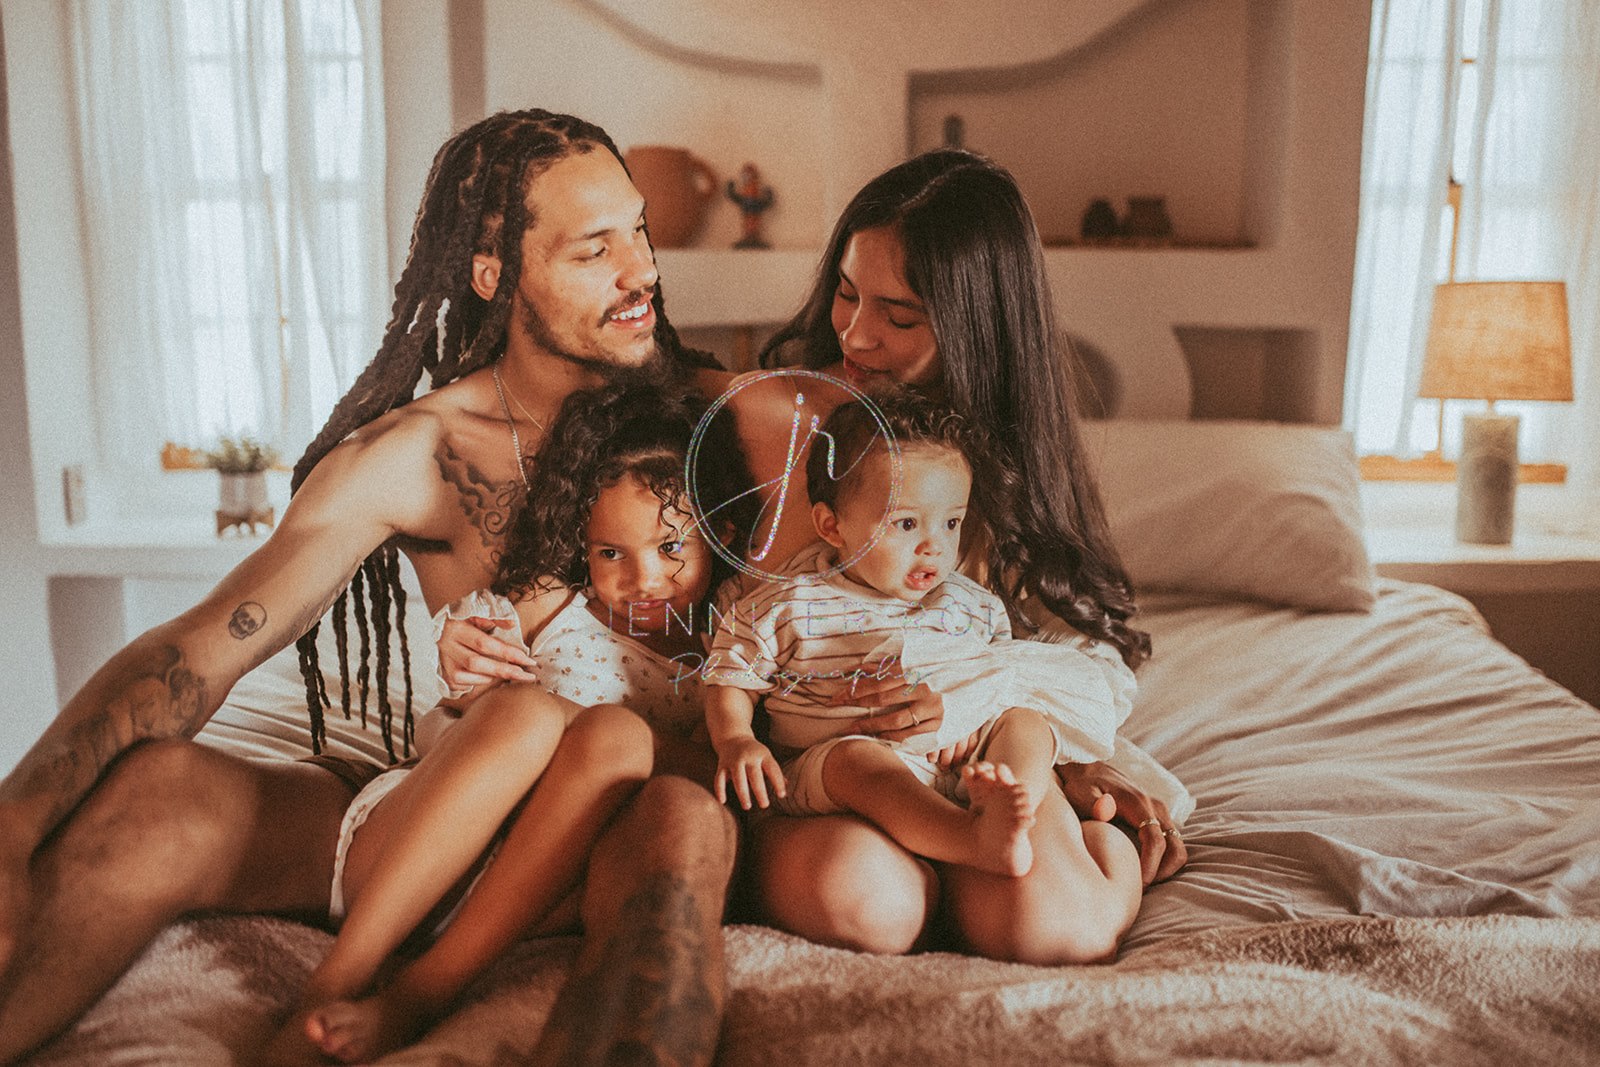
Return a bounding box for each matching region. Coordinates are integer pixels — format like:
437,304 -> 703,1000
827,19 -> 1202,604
299,752 -> 386,795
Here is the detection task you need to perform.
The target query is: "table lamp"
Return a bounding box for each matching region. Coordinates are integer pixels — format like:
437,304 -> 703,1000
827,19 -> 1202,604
1418,280 -> 1573,544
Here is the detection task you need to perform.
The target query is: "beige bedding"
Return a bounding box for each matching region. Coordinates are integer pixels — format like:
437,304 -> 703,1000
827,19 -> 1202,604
24,579 -> 1600,1065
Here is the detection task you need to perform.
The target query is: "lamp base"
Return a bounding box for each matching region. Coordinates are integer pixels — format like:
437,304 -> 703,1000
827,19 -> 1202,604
1455,413 -> 1519,545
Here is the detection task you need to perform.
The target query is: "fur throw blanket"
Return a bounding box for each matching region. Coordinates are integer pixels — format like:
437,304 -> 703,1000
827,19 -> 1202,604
25,914 -> 1600,1065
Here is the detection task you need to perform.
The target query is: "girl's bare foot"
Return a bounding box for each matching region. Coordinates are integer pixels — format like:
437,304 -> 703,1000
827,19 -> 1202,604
257,1009 -> 333,1067
307,989 -> 433,1064
962,762 -> 1037,877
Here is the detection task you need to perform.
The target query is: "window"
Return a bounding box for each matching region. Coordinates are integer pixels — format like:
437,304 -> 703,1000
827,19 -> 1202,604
69,0 -> 386,471
1346,0 -> 1594,473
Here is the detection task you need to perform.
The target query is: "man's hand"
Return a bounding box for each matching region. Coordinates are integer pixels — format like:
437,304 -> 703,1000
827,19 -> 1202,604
1057,761 -> 1188,885
437,616 -> 538,694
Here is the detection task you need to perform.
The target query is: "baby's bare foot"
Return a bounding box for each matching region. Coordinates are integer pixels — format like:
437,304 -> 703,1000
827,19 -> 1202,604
308,990 -> 431,1064
963,762 -> 1037,877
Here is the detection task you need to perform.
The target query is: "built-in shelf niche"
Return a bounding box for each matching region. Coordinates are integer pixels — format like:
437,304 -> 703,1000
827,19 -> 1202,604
908,0 -> 1290,250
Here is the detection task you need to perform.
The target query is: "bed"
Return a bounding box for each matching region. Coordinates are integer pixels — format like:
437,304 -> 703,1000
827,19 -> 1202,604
21,418 -> 1600,1066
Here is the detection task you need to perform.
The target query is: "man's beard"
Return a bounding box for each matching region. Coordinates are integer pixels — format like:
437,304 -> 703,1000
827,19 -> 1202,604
518,297 -> 670,387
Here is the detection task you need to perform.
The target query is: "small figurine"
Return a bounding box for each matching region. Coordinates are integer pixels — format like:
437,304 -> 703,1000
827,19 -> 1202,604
942,114 -> 965,149
726,163 -> 775,249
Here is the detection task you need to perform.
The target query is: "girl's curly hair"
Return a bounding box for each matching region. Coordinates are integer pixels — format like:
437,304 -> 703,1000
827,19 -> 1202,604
493,381 -> 756,620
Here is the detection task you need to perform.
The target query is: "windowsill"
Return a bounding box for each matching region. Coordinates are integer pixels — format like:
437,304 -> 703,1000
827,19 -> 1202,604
1359,453 -> 1567,484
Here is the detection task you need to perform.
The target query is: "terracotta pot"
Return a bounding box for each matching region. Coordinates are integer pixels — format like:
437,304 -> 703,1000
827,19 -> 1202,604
623,146 -> 717,248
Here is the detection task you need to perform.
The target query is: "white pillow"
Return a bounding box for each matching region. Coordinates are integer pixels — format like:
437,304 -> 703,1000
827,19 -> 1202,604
1082,419 -> 1376,612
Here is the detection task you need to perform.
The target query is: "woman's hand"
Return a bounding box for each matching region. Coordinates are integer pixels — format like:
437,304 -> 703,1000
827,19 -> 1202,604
714,737 -> 787,810
833,664 -> 945,744
931,727 -> 985,768
1056,761 -> 1188,885
436,616 -> 539,695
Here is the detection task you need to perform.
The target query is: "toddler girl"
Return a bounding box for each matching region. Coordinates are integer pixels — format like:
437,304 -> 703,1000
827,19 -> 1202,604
273,382 -> 753,1063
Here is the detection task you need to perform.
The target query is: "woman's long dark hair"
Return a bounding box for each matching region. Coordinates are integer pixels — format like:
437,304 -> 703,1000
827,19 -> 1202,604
762,149 -> 1150,668
494,382 -> 757,623
291,109 -> 717,758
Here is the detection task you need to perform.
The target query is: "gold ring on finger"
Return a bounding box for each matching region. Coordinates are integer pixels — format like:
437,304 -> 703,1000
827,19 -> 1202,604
1137,817 -> 1161,831
1164,827 -> 1181,838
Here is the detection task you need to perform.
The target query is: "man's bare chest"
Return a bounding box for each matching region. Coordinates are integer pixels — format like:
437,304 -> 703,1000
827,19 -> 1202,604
399,435 -> 525,612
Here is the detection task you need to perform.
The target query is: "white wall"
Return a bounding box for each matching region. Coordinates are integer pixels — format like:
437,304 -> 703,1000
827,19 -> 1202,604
483,0 -> 828,250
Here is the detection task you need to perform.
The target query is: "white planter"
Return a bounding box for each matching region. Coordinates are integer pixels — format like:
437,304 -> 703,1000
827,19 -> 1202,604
218,470 -> 269,516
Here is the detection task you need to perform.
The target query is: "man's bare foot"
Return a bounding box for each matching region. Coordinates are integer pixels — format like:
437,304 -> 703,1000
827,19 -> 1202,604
962,762 -> 1037,877
307,989 -> 433,1064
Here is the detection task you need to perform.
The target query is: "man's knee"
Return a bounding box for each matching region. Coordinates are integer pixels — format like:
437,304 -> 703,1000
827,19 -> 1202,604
610,776 -> 735,872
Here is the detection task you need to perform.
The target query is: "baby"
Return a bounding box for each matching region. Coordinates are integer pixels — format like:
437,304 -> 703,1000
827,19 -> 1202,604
702,392 -> 1140,878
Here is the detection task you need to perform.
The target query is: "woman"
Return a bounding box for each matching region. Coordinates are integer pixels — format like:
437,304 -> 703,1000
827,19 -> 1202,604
726,149 -> 1186,964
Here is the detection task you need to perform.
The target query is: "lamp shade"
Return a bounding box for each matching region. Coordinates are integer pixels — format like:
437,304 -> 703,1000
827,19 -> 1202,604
1418,281 -> 1573,402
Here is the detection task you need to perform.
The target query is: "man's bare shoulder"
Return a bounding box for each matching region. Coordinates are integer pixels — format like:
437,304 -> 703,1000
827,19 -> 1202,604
290,388 -> 495,538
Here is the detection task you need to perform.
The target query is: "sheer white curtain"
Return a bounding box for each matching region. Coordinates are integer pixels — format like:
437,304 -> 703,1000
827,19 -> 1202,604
68,0 -> 387,471
1346,0 -> 1600,511
1343,0 -> 1457,459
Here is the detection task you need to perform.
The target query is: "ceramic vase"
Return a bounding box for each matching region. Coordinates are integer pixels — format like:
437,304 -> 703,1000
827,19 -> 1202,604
623,146 -> 717,248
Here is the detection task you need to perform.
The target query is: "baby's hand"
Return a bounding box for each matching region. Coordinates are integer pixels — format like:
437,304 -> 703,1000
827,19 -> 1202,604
437,616 -> 538,695
715,738 -> 786,810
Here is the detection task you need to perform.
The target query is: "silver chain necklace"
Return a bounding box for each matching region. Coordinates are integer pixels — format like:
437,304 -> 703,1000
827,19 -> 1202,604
491,364 -> 532,491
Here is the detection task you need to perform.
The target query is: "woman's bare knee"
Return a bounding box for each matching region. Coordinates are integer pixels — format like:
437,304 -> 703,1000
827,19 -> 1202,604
948,799 -> 1139,966
753,816 -> 934,955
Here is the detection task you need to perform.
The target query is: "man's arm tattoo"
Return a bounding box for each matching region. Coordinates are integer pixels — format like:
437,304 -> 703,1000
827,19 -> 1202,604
533,873 -> 721,1067
226,601 -> 266,640
13,644 -> 209,834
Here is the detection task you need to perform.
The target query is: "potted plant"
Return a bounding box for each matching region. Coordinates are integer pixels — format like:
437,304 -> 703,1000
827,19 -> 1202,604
205,435 -> 280,530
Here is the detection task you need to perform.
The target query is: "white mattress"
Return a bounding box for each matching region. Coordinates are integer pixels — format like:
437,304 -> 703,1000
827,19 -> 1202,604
1121,579 -> 1600,953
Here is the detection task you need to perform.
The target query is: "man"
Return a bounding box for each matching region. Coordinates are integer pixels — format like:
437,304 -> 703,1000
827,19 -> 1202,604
0,109 -> 737,1065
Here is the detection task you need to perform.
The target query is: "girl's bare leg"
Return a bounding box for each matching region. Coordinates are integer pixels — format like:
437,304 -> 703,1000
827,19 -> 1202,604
308,703 -> 653,1063
259,684 -> 574,1065
820,740 -> 1035,877
310,685 -> 573,1000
